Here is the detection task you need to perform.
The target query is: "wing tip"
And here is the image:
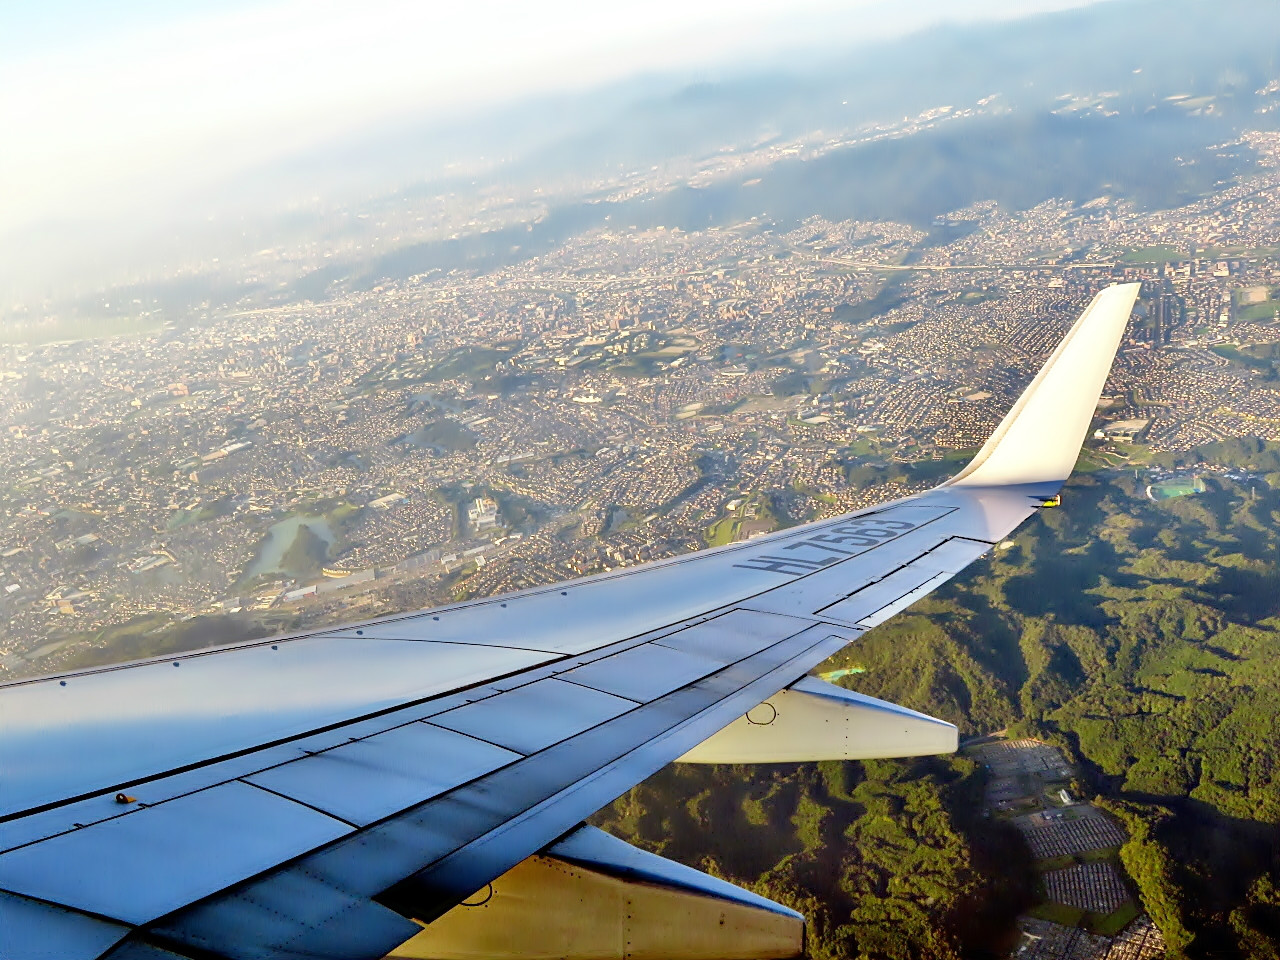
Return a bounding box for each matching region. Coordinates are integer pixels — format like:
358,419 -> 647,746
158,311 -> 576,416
946,282 -> 1140,490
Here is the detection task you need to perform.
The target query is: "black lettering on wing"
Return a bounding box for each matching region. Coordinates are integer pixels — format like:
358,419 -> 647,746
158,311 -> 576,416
733,554 -> 839,576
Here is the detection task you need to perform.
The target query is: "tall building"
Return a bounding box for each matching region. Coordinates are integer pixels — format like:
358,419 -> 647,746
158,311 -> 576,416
467,496 -> 500,531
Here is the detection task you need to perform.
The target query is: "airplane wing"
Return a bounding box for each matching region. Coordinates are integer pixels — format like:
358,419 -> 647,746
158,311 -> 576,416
0,283 -> 1139,960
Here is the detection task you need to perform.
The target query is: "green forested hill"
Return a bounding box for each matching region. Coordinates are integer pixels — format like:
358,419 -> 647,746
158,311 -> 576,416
592,754 -> 1036,959
596,443 -> 1280,959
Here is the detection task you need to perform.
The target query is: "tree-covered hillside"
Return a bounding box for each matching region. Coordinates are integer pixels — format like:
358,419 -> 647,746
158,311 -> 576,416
596,442 -> 1280,959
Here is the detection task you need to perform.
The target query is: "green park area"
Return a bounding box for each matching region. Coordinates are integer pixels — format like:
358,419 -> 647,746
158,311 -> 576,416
1211,342 -> 1280,380
704,494 -> 777,546
1119,245 -> 1185,266
1232,286 -> 1279,322
356,343 -> 519,393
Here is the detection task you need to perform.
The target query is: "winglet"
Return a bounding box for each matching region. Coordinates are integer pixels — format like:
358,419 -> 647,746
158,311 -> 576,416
947,282 -> 1140,492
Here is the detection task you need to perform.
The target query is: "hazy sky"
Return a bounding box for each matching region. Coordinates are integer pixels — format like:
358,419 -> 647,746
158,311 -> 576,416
1,0 -> 1108,243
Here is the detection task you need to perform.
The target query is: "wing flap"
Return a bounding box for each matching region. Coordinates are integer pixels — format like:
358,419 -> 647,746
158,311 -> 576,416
557,644 -> 726,703
149,867 -> 421,960
0,890 -> 131,960
244,724 -> 521,827
429,679 -> 639,755
650,609 -> 815,662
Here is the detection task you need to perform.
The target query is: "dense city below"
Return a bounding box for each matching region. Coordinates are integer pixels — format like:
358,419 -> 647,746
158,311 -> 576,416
5,120 -> 1280,676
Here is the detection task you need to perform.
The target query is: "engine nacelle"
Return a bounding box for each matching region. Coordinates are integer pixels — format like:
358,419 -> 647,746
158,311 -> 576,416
676,675 -> 957,763
391,826 -> 802,960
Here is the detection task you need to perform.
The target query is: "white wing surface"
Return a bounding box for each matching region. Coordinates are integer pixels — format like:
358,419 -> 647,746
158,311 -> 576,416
0,284 -> 1139,960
